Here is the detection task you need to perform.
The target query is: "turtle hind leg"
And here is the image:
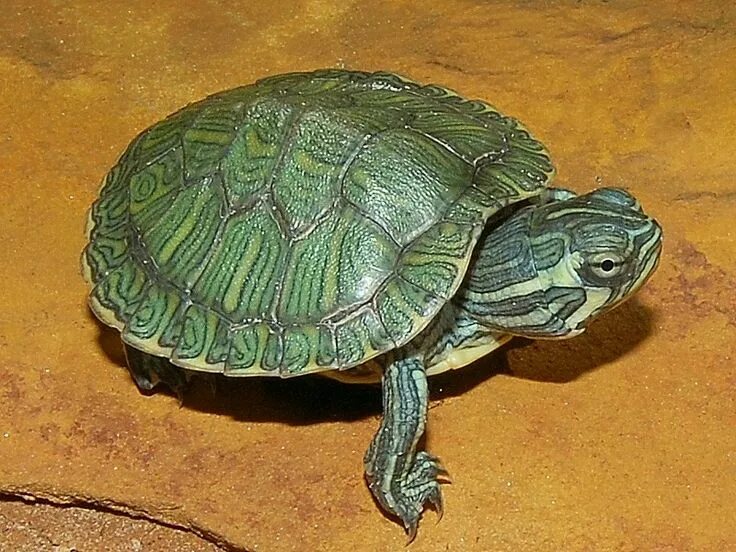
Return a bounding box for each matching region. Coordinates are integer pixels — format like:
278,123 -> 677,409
364,355 -> 447,540
123,344 -> 191,402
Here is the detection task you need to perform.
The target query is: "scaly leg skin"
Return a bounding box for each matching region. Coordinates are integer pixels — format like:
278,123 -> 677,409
123,344 -> 191,403
364,356 -> 446,540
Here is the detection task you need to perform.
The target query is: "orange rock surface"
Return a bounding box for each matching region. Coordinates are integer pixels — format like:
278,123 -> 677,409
1,1 -> 734,550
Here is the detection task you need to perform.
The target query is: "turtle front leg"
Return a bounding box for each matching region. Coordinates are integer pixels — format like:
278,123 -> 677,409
364,356 -> 445,539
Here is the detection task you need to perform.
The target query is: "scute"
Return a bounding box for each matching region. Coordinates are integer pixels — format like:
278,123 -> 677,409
83,69 -> 554,377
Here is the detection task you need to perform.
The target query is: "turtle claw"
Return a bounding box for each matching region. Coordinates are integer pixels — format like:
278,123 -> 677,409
429,484 -> 444,521
433,457 -> 451,481
367,450 -> 447,540
405,520 -> 419,544
397,475 -> 444,543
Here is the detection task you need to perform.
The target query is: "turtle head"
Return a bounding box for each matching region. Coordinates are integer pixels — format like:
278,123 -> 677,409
525,187 -> 662,337
460,188 -> 662,339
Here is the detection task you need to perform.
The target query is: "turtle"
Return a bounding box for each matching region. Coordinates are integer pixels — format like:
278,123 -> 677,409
82,69 -> 663,536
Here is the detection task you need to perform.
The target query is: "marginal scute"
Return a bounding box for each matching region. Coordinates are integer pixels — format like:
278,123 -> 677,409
375,276 -> 446,346
281,326 -> 319,375
226,323 -> 269,374
92,261 -> 149,324
90,169 -> 128,237
409,111 -> 508,163
316,325 -> 337,367
124,283 -> 183,343
262,330 -> 284,372
473,160 -> 546,205
172,304 -> 229,368
130,106 -> 199,171
334,307 -> 392,367
443,185 -> 502,224
83,69 -> 554,376
85,230 -> 129,280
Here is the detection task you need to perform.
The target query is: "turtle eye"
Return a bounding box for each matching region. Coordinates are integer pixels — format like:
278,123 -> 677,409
588,252 -> 625,278
600,258 -> 615,272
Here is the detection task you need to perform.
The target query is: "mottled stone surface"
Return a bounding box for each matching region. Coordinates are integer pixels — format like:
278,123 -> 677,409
1,1 -> 734,550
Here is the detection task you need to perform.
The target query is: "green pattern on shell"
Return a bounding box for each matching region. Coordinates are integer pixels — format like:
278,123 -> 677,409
83,69 -> 554,376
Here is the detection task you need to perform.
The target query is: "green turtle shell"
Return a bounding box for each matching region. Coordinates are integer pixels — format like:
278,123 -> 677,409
82,69 -> 554,377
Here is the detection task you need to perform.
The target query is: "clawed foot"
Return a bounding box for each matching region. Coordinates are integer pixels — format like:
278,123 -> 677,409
367,451 -> 449,541
123,344 -> 191,403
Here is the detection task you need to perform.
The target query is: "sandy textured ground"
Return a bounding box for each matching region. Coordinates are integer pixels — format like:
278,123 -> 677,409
1,1 -> 734,550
